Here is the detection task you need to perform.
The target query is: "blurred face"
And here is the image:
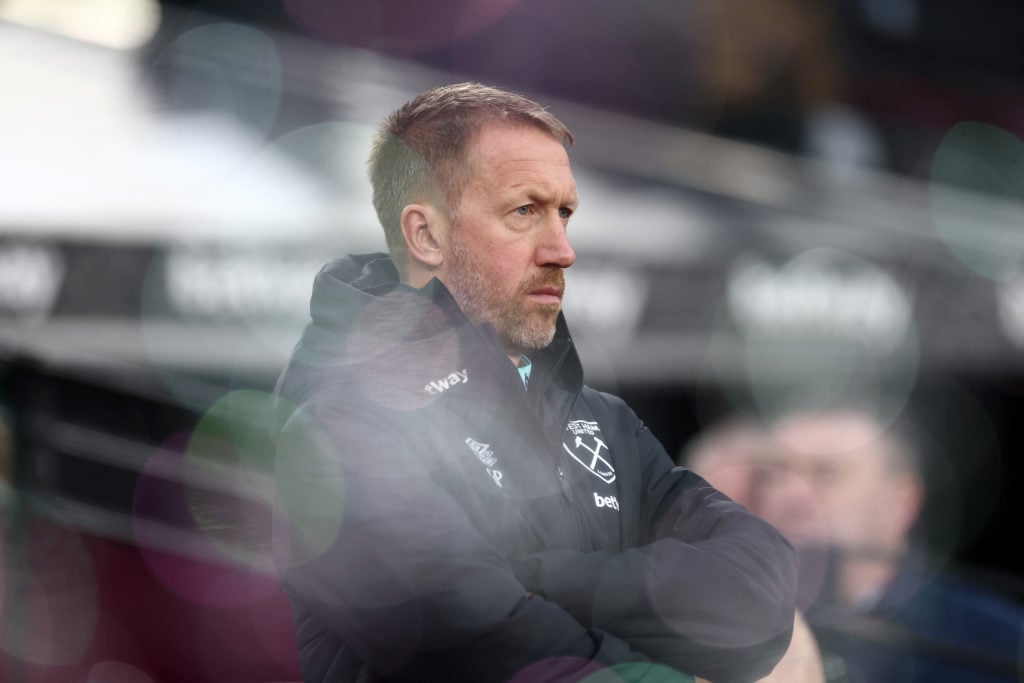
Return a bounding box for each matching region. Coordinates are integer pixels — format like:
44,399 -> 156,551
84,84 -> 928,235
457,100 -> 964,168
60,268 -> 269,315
756,413 -> 916,557
442,123 -> 578,356
687,423 -> 770,510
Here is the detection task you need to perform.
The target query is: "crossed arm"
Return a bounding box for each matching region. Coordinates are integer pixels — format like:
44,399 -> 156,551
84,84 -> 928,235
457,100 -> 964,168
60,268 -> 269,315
275,401 -> 797,682
509,416 -> 799,682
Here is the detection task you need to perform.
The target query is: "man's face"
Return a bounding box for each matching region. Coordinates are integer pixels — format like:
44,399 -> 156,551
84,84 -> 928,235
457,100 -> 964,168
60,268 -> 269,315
756,413 -> 913,556
442,123 -> 578,356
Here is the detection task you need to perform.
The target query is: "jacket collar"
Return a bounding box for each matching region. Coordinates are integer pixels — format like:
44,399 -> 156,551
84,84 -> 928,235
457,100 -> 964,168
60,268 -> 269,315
304,252 -> 584,407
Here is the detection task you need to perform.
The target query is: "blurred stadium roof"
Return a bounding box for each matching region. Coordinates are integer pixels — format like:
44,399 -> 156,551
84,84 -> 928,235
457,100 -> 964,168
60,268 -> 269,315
1,1 -> 1022,396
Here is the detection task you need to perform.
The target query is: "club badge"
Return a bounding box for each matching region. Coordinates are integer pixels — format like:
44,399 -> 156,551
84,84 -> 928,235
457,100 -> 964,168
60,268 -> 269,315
563,420 -> 616,484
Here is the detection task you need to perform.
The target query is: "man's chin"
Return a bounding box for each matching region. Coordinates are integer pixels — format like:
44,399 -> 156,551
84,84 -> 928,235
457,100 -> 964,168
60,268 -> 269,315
502,322 -> 558,355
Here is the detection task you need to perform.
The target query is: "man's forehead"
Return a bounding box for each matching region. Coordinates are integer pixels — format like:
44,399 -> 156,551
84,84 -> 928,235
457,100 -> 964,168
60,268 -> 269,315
458,130 -> 576,211
465,122 -> 572,166
774,414 -> 888,464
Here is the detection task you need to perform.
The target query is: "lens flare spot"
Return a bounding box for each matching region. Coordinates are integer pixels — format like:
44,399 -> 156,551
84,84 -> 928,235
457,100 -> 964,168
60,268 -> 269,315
270,405 -> 347,571
158,23 -> 283,139
713,249 -> 919,424
930,122 -> 1024,282
132,434 -> 281,607
180,390 -> 280,574
0,513 -> 98,666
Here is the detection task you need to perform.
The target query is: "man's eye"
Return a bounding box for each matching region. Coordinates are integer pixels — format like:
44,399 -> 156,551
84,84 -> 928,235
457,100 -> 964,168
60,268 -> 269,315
559,207 -> 572,219
515,205 -> 531,216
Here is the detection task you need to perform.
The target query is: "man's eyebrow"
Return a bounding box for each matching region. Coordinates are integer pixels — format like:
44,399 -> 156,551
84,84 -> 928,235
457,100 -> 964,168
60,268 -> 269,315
508,185 -> 578,205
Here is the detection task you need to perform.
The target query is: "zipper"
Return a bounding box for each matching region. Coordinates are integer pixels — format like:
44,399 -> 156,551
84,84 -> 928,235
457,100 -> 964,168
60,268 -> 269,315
551,391 -> 581,501
554,392 -> 596,550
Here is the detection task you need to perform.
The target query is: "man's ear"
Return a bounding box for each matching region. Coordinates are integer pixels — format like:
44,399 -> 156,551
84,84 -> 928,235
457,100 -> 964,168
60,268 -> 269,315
400,203 -> 446,270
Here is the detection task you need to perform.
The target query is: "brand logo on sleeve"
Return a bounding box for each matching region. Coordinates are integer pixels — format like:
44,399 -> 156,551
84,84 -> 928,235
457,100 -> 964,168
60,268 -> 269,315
465,438 -> 496,466
425,369 -> 468,395
563,420 -> 616,484
465,437 -> 503,488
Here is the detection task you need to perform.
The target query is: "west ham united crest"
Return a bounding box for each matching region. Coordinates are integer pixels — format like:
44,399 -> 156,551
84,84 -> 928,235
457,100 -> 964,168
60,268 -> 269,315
563,420 -> 616,484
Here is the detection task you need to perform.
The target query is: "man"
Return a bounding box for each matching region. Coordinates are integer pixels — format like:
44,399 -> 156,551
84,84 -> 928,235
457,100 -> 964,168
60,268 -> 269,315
755,407 -> 1024,682
757,409 -> 923,610
679,417 -> 773,510
680,416 -> 826,683
272,83 -> 797,682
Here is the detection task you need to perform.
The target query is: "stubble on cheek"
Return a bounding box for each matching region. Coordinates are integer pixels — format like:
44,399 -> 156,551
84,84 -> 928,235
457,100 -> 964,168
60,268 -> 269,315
504,269 -> 564,350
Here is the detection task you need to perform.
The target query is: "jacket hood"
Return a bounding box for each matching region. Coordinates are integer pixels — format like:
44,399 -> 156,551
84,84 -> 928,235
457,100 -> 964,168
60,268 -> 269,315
308,253 -> 404,330
298,252 -> 460,363
279,252 -> 583,423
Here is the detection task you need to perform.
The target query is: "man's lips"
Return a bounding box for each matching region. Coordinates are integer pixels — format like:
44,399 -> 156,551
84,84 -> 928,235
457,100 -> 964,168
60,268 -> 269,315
528,286 -> 563,305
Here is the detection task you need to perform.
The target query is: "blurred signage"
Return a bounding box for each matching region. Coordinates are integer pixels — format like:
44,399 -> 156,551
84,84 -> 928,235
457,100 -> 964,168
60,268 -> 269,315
726,250 -> 913,352
4,237 -> 1023,377
163,247 -> 323,321
0,242 -> 64,317
0,239 -> 328,323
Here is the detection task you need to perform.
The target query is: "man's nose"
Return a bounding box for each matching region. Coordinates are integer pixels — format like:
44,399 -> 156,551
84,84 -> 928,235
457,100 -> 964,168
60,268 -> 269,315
536,215 -> 576,268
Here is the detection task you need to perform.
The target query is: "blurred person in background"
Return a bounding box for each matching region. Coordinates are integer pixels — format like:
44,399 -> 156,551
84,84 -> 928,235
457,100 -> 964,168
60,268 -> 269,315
681,416 -> 826,683
755,406 -> 1024,683
680,416 -> 772,508
271,82 -> 799,683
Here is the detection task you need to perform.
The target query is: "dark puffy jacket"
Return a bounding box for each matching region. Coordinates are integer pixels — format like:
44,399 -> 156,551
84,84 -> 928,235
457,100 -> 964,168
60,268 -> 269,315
273,253 -> 797,683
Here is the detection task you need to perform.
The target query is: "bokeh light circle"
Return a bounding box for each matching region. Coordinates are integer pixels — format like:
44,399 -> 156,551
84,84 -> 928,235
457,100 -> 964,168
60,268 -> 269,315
132,432 -> 282,608
183,389 -> 280,574
158,23 -> 283,140
269,400 -> 347,572
0,507 -> 98,666
710,249 -> 919,427
930,122 -> 1024,282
